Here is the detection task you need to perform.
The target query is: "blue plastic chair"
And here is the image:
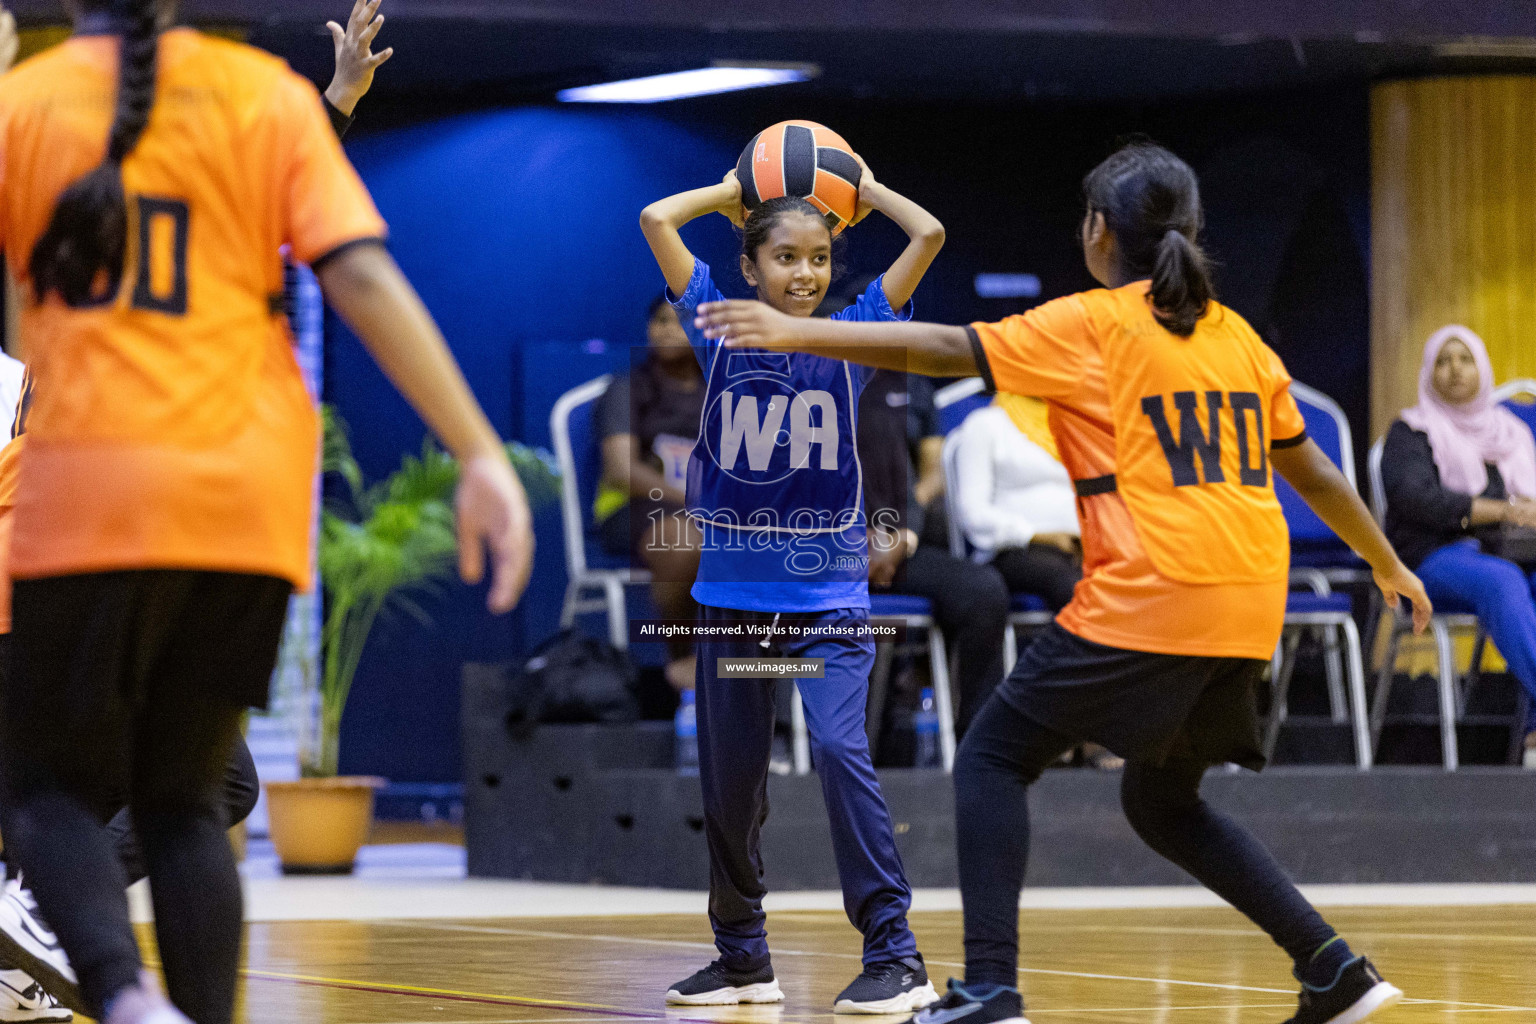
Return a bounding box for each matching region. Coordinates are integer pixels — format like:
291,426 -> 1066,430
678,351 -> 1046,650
1267,382 -> 1373,767
934,377 -> 992,436
1276,384 -> 1365,578
1367,431 -> 1476,770
550,376 -> 651,650
787,593 -> 959,773
865,593 -> 958,770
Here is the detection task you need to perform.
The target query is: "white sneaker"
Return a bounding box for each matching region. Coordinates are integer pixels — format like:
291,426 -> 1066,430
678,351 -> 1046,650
102,974 -> 190,1024
0,882 -> 78,1015
0,969 -> 70,1022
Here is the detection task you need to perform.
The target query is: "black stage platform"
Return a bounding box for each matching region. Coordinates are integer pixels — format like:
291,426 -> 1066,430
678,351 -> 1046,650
463,679 -> 1536,889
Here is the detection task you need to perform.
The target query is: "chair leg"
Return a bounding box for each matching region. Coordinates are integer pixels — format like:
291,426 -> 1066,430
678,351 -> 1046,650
1509,688 -> 1533,766
1371,617 -> 1403,750
603,576 -> 629,651
1263,630 -> 1303,760
1430,617 -> 1460,771
1322,624 -> 1349,724
1339,617 -> 1372,770
791,685 -> 811,776
560,580 -> 582,630
926,624 -> 957,772
1464,628 -> 1488,711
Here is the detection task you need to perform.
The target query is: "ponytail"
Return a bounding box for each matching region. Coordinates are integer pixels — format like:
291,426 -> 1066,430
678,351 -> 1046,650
1150,227 -> 1212,337
1082,142 -> 1214,338
30,0 -> 161,307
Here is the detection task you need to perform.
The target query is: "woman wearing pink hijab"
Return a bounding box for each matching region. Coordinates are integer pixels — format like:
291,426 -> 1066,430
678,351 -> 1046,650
1380,325 -> 1536,760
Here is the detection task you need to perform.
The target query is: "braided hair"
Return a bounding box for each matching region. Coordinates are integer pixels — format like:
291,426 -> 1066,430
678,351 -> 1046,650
1082,142 -> 1214,337
30,0 -> 161,307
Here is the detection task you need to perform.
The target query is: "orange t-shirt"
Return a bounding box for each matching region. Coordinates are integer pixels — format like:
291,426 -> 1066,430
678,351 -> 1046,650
970,282 -> 1307,660
0,29 -> 386,591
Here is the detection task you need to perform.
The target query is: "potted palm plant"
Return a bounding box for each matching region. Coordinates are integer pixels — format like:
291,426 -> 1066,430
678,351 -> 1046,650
265,407 -> 557,873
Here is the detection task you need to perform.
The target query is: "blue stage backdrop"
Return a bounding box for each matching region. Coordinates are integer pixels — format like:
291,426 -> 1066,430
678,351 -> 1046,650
327,88 -> 1369,784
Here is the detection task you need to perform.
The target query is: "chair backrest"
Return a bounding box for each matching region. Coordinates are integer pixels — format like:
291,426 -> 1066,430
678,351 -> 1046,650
1367,434 -> 1387,526
1276,381 -> 1356,547
549,375 -> 612,579
940,429 -> 968,558
935,377 -> 990,435
1494,378 -> 1536,437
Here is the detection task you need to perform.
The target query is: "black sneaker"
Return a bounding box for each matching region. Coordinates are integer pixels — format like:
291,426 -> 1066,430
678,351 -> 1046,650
1286,957 -> 1402,1024
665,959 -> 783,1006
904,979 -> 1028,1024
835,955 -> 938,1014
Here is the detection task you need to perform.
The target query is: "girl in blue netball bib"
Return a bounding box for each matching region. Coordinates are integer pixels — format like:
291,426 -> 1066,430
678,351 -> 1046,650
640,154 -> 944,1014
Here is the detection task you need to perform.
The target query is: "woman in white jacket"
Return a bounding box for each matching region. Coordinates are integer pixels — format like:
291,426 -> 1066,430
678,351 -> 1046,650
953,394 -> 1082,610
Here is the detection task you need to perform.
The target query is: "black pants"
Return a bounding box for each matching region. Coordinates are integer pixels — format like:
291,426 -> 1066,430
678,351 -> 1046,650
0,662 -> 263,889
0,570 -> 291,1024
954,625 -> 1336,988
104,737 -> 260,887
890,545 -> 1009,736
989,543 -> 1083,612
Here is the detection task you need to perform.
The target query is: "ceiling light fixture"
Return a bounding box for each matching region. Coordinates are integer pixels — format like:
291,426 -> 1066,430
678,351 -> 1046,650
558,63 -> 818,103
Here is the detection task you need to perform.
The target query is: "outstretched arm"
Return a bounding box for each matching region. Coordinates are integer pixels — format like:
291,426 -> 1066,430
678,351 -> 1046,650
694,299 -> 976,377
851,156 -> 944,310
639,172 -> 743,298
1271,439 -> 1431,632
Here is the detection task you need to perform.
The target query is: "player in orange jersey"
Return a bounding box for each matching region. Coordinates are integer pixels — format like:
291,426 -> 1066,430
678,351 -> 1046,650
695,143 -> 1430,1024
0,5 -> 400,1020
0,4 -> 531,1024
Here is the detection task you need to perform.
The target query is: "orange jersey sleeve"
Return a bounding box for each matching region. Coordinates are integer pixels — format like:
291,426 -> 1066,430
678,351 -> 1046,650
968,294 -> 1097,399
265,70 -> 386,266
1266,347 -> 1308,446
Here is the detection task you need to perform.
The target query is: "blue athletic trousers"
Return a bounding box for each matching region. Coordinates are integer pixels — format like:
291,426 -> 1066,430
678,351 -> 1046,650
1416,540 -> 1536,731
694,604 -> 918,969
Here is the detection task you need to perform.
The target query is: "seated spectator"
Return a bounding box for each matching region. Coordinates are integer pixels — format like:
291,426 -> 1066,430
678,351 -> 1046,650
1382,325 -> 1536,763
857,367 -> 1010,737
953,393 -> 1082,611
951,393 -> 1120,770
594,298 -> 705,690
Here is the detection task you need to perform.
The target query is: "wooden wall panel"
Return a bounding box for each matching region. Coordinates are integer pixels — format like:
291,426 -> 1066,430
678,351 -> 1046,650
1371,76 -> 1536,438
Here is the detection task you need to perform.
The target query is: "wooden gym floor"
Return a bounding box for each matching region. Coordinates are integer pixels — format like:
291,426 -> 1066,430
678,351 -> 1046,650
133,903 -> 1535,1023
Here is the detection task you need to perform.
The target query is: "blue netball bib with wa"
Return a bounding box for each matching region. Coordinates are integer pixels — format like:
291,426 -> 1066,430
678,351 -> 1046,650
690,349 -> 863,536
669,260 -> 910,612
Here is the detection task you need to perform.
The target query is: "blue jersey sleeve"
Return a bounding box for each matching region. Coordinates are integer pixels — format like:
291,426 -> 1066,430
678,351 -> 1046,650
830,273 -> 912,385
830,273 -> 913,325
668,258 -> 727,371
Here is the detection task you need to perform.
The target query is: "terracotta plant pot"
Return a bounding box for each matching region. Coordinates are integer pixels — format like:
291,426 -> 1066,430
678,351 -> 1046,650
264,776 -> 385,875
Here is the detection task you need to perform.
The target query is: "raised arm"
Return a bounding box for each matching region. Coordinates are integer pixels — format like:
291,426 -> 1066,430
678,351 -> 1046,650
1270,439 -> 1431,632
325,0 -> 393,118
851,156 -> 944,310
694,300 -> 977,377
640,172 -> 743,298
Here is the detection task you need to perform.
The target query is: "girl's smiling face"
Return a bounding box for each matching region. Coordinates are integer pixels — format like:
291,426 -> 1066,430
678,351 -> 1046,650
740,211 -> 833,318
